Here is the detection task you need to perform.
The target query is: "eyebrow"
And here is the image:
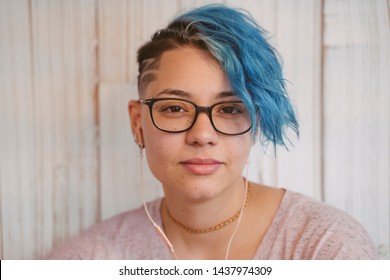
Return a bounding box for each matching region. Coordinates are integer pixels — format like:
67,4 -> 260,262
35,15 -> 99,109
156,89 -> 190,98
155,89 -> 236,99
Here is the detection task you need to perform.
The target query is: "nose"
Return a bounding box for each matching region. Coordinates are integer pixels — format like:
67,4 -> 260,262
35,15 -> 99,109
185,111 -> 219,146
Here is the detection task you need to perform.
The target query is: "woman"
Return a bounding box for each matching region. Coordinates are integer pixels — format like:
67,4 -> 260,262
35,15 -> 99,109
47,4 -> 377,259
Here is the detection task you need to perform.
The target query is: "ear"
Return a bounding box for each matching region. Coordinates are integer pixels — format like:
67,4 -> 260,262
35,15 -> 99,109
128,100 -> 144,147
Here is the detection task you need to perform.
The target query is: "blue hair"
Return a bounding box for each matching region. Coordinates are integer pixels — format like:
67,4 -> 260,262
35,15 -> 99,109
137,4 -> 299,148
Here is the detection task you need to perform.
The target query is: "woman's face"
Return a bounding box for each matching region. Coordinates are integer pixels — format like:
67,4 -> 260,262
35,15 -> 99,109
131,46 -> 252,202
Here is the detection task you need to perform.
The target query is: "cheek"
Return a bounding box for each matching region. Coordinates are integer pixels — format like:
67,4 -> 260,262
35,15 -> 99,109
142,123 -> 181,177
230,137 -> 251,165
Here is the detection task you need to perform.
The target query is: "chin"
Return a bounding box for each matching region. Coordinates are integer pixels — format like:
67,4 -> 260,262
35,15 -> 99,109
165,177 -> 227,202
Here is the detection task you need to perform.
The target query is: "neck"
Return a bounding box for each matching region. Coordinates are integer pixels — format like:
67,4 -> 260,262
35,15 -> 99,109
161,177 -> 248,259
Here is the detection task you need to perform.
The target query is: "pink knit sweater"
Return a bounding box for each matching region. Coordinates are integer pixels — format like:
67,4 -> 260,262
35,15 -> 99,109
46,190 -> 378,259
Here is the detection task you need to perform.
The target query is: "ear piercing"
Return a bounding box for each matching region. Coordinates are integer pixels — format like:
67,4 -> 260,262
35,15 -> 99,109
134,138 -> 145,149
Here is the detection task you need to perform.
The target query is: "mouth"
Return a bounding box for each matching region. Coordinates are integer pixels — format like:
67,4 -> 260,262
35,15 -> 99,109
180,158 -> 223,175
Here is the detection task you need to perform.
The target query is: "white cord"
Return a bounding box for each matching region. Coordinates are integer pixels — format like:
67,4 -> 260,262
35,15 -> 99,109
139,147 -> 177,259
224,163 -> 250,260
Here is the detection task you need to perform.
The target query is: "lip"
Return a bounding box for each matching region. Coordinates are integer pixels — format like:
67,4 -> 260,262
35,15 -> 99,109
180,158 -> 223,175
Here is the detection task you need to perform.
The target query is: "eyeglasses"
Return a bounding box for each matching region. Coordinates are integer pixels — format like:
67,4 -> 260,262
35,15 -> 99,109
139,98 -> 252,135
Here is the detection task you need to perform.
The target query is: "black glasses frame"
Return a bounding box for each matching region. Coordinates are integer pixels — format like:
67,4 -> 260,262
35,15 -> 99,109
139,97 -> 252,136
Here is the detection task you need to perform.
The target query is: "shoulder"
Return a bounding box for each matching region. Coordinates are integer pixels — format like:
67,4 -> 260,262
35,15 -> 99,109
258,190 -> 378,259
45,198 -> 167,259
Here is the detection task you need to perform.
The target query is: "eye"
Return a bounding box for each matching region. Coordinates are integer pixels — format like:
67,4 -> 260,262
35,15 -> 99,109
164,106 -> 184,113
219,105 -> 242,114
162,105 -> 186,113
156,101 -> 192,114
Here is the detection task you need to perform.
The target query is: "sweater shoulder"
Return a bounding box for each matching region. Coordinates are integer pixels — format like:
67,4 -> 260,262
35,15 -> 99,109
45,198 -> 164,259
257,190 -> 378,259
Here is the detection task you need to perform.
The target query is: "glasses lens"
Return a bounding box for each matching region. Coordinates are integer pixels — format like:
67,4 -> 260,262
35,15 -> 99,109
212,102 -> 251,135
151,99 -> 196,132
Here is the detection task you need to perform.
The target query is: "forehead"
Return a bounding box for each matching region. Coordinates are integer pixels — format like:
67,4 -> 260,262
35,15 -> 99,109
144,46 -> 231,100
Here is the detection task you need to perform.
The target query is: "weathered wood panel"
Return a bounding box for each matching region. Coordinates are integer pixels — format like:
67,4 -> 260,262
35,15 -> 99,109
0,0 -> 35,260
31,0 -> 99,259
323,0 -> 390,258
275,0 -> 323,200
0,0 -> 99,259
98,0 -> 129,82
180,0 -> 224,9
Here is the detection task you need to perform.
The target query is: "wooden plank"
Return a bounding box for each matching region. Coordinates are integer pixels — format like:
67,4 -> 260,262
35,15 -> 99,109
99,0 -> 181,83
0,0 -> 99,259
274,0 -> 323,199
226,0 -> 277,33
97,0 -> 147,83
0,0 -> 34,260
98,0 -> 128,82
140,0 -> 180,41
98,0 -> 179,82
179,0 -> 224,10
323,0 -> 390,259
32,0 -> 99,258
127,0 -> 143,84
99,84 -> 162,220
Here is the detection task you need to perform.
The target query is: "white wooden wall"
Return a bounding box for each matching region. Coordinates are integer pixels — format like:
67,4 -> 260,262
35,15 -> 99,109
0,0 -> 389,259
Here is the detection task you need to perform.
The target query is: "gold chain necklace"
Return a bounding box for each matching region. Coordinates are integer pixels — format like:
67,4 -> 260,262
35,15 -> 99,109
165,185 -> 251,234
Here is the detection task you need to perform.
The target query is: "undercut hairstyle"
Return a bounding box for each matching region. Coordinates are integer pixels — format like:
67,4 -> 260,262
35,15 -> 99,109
137,4 -> 299,148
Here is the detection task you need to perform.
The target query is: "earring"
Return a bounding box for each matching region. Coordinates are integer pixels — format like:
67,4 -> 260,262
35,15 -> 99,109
135,138 -> 144,149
